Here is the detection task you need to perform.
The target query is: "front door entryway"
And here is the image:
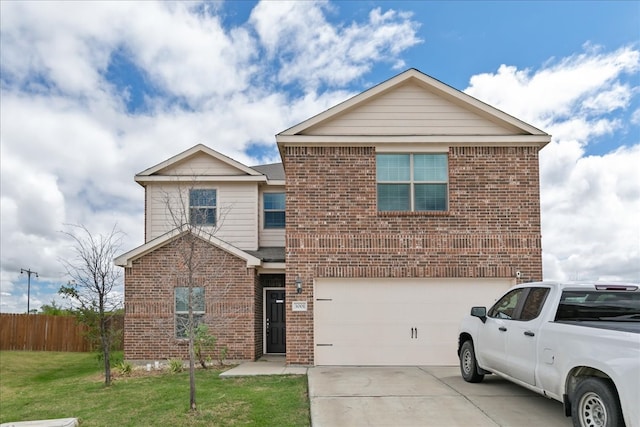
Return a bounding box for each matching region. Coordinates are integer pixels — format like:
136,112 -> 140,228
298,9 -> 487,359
266,289 -> 286,353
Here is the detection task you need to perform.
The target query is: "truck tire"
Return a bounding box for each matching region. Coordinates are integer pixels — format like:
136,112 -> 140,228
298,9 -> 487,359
571,377 -> 625,427
459,340 -> 484,383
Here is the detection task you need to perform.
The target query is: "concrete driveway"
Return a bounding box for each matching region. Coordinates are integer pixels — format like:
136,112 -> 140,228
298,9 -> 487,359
308,366 -> 572,427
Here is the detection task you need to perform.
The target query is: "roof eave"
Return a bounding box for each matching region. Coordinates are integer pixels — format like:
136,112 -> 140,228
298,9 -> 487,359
114,229 -> 262,268
277,134 -> 551,147
135,175 -> 268,185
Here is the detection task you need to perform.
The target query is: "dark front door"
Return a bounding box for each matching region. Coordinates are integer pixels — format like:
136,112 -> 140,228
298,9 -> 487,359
266,290 -> 286,353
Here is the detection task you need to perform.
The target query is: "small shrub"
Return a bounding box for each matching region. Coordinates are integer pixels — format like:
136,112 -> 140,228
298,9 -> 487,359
194,324 -> 217,369
218,345 -> 228,366
167,358 -> 183,373
116,360 -> 133,376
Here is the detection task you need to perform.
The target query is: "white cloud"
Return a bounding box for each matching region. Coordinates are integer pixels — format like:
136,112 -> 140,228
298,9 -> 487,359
465,45 -> 640,283
249,1 -> 421,89
541,145 -> 640,281
0,0 -> 421,312
466,46 -> 639,131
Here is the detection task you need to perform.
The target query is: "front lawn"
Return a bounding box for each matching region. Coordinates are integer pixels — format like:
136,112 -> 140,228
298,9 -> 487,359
0,351 -> 310,426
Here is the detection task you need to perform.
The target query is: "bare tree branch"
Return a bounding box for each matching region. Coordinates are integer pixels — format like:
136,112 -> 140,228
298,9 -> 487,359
59,223 -> 124,386
154,174 -> 240,411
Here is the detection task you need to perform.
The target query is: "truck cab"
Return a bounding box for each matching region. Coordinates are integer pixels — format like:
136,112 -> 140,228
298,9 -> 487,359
458,282 -> 640,427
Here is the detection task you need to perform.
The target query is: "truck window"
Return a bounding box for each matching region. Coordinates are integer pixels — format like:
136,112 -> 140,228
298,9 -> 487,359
488,289 -> 525,320
556,290 -> 640,321
520,288 -> 550,321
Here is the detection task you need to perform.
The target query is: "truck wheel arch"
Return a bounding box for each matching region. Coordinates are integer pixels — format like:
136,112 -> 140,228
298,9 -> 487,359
458,333 -> 474,356
563,367 -> 620,418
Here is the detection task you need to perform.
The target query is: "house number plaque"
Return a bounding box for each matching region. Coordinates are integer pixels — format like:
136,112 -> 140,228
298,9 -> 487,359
292,301 -> 307,312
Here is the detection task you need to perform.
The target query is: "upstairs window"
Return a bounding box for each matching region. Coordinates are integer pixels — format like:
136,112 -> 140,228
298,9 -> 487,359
189,189 -> 216,226
175,287 -> 205,339
264,192 -> 286,228
377,153 -> 448,212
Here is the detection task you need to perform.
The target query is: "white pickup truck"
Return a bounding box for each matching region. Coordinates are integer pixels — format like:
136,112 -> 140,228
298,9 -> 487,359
458,281 -> 640,427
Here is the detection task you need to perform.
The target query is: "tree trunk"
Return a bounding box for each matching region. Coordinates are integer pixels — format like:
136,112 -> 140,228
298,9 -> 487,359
101,316 -> 111,386
189,336 -> 196,410
188,251 -> 197,411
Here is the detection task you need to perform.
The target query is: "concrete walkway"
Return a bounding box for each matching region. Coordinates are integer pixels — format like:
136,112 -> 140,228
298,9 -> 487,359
0,419 -> 78,427
220,359 -> 571,427
219,355 -> 307,377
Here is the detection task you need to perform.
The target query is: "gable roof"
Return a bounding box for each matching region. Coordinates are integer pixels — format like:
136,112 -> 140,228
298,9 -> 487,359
276,68 -> 550,146
114,228 -> 262,268
135,144 -> 265,184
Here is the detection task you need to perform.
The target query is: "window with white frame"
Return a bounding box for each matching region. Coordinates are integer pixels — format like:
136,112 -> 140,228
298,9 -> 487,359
264,192 -> 285,228
175,287 -> 205,339
377,153 -> 448,212
189,189 -> 216,225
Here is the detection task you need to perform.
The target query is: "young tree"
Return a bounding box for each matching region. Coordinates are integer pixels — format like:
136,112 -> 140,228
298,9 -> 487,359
159,182 -> 236,411
59,224 -> 124,386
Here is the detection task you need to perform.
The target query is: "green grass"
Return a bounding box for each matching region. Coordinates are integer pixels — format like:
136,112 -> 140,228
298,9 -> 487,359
0,351 -> 310,426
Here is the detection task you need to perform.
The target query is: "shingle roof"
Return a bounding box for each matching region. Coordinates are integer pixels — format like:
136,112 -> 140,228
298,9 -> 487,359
246,247 -> 285,262
252,163 -> 285,180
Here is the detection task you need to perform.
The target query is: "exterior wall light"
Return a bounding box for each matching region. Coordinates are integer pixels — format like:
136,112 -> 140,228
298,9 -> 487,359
295,277 -> 303,294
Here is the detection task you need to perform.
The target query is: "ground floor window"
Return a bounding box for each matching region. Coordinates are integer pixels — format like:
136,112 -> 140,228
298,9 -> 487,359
175,287 -> 205,338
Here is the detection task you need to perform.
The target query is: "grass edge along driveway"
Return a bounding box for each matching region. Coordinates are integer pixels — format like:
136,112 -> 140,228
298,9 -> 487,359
0,351 -> 310,427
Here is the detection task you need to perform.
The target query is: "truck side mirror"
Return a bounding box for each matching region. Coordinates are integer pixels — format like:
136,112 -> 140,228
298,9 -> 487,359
471,306 -> 487,323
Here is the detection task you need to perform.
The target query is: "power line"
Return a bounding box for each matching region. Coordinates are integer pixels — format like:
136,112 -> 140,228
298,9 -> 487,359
20,268 -> 38,314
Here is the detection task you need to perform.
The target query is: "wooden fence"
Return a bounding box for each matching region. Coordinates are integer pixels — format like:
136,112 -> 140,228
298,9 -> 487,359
0,313 -> 123,352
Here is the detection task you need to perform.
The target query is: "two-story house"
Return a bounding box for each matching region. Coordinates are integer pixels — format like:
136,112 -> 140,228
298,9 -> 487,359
114,146 -> 288,361
115,68 -> 550,366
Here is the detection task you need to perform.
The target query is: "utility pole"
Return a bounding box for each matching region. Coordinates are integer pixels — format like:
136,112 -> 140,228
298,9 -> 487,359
20,268 -> 38,314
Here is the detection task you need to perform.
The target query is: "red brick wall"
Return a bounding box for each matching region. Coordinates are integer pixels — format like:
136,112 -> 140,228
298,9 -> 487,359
253,273 -> 263,358
284,145 -> 543,364
123,235 -> 258,362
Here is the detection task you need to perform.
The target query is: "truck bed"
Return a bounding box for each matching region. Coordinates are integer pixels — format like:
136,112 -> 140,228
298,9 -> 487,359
554,320 -> 640,334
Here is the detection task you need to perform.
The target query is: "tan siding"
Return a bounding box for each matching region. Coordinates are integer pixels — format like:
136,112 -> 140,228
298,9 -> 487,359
160,152 -> 247,176
146,184 -> 186,240
145,182 -> 258,250
216,183 -> 258,250
258,185 -> 286,247
303,82 -> 514,136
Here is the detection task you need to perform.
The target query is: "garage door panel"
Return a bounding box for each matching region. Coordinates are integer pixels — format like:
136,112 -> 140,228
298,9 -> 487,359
314,278 -> 512,366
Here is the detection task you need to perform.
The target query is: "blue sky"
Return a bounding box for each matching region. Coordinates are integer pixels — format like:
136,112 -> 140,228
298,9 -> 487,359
1,0 -> 638,313
105,1 -> 639,155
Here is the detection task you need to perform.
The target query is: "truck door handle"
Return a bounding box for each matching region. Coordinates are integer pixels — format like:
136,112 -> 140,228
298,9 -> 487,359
524,331 -> 535,337
498,326 -> 507,332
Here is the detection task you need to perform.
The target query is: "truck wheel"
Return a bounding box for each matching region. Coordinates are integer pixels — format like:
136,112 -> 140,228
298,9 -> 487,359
459,340 -> 484,383
571,377 -> 624,427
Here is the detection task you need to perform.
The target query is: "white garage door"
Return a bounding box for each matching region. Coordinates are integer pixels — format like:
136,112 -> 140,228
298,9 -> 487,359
314,278 -> 513,366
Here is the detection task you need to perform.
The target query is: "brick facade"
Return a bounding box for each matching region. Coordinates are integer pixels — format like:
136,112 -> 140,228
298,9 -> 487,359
123,235 -> 259,362
284,145 -> 543,365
